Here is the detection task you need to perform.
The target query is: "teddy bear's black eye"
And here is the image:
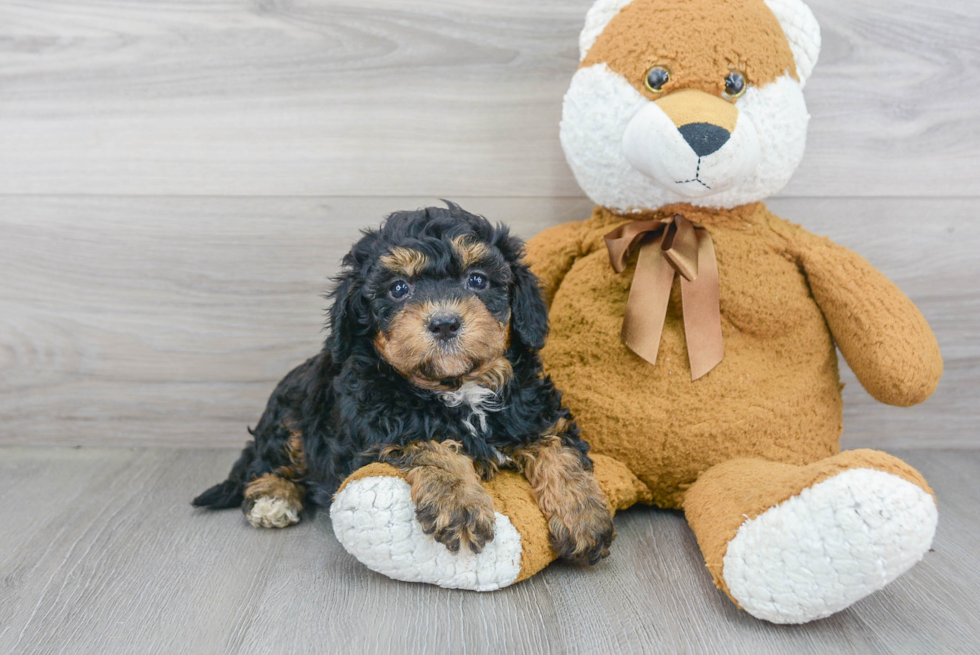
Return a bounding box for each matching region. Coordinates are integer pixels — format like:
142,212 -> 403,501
724,71 -> 746,99
389,280 -> 411,300
645,66 -> 670,93
466,273 -> 488,291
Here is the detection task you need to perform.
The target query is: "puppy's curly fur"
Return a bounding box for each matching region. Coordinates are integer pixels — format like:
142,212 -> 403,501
193,203 -> 613,562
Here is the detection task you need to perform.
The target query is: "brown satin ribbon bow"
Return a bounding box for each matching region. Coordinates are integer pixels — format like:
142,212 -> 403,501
604,214 -> 724,380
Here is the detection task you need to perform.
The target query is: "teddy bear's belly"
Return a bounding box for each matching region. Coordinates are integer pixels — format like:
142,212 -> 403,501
541,246 -> 843,509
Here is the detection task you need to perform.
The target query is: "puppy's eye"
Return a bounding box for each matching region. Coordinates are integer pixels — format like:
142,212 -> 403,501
645,66 -> 670,93
723,71 -> 746,100
389,280 -> 411,300
466,273 -> 488,291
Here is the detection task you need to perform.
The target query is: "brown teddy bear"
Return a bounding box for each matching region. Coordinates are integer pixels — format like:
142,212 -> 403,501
330,0 -> 943,624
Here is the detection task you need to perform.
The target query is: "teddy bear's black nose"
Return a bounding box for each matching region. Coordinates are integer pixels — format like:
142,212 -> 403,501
428,314 -> 462,341
678,123 -> 731,157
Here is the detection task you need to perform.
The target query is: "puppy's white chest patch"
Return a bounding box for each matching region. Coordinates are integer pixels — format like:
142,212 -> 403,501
437,381 -> 501,435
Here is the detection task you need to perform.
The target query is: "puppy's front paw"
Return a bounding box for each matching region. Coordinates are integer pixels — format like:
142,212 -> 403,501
414,484 -> 496,554
548,497 -> 615,565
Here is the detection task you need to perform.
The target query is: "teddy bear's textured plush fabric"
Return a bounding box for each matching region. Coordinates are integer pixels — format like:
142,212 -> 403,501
331,0 -> 944,624
530,203 -> 942,504
331,456 -> 651,588
581,0 -> 798,89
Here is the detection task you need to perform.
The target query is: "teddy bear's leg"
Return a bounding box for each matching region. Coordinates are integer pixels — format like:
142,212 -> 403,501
683,450 -> 938,624
330,454 -> 649,590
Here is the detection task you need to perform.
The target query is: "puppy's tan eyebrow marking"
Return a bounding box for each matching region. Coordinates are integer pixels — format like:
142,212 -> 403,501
380,247 -> 429,277
451,235 -> 493,270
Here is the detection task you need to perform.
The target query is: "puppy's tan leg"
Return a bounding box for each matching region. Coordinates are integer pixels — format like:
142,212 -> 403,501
243,473 -> 305,528
379,441 -> 496,554
243,432 -> 307,529
510,430 -> 615,564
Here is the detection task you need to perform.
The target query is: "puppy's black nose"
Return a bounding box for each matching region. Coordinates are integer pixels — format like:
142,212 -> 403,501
428,314 -> 461,341
678,122 -> 730,157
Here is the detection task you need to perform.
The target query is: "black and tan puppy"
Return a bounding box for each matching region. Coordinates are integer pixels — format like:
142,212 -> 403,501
193,203 -> 614,563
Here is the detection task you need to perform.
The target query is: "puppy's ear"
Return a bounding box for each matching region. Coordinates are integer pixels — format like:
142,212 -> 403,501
326,229 -> 382,362
327,270 -> 369,362
510,262 -> 549,352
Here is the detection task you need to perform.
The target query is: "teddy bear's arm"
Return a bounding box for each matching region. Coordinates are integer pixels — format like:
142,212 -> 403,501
777,221 -> 942,407
524,221 -> 588,304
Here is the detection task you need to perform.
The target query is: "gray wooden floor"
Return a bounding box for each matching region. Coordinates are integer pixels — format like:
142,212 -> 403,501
1,447 -> 977,655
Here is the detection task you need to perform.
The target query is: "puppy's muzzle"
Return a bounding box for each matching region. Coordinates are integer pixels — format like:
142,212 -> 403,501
428,312 -> 462,342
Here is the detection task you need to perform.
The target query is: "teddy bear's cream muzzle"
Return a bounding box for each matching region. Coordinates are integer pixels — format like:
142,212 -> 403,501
622,88 -> 761,198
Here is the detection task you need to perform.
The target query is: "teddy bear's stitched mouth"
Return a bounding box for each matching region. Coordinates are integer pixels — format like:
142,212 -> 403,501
674,157 -> 711,189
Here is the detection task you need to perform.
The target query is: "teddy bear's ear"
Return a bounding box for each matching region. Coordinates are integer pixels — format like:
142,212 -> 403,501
578,0 -> 635,61
763,0 -> 821,87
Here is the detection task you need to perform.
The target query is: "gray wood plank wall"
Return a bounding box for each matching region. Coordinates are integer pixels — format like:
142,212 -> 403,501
1,0 -> 978,448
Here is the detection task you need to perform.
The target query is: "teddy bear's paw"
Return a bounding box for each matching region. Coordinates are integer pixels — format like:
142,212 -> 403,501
722,468 -> 938,624
330,475 -> 522,591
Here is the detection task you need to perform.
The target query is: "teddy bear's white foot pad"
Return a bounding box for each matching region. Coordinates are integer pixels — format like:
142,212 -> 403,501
330,476 -> 522,591
723,468 -> 937,624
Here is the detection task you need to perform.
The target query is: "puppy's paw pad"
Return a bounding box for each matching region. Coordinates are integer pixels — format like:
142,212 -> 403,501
246,496 -> 301,529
